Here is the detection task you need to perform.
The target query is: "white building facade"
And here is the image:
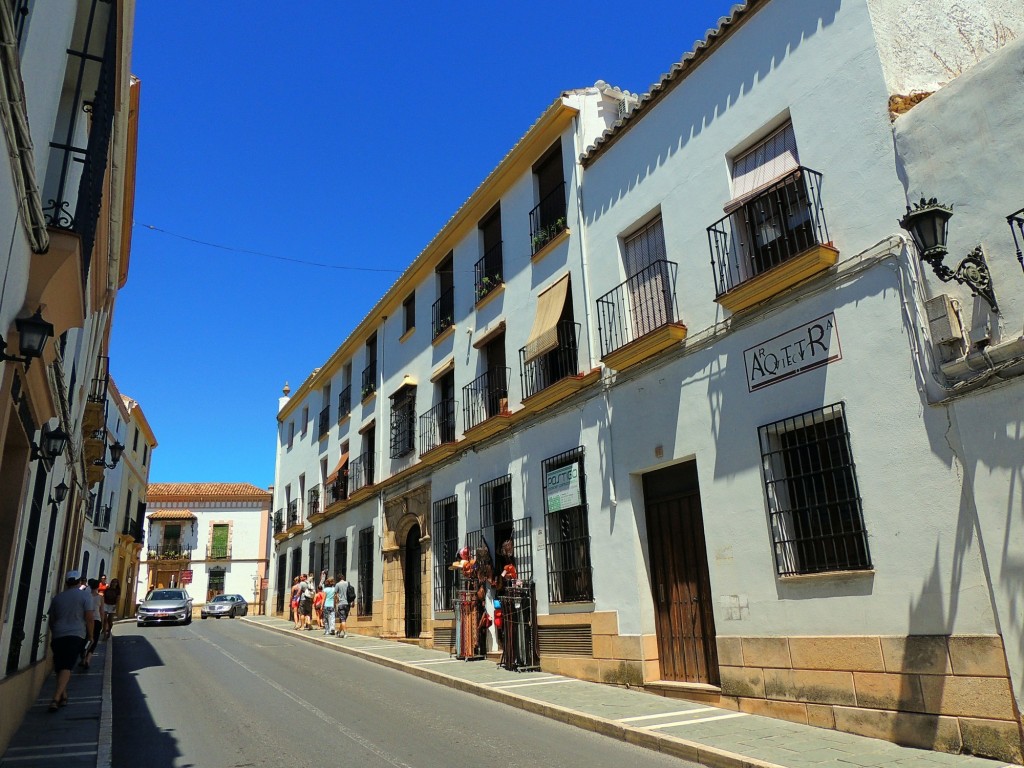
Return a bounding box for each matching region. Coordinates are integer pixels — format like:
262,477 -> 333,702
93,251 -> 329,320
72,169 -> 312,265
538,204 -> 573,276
268,0 -> 1024,759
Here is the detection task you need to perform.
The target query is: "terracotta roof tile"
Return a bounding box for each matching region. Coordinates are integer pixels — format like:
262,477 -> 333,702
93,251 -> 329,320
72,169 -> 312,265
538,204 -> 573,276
147,483 -> 271,502
147,509 -> 196,520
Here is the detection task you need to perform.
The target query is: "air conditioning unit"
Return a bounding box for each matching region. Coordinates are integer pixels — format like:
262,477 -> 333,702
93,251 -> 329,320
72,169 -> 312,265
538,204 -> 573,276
925,294 -> 963,346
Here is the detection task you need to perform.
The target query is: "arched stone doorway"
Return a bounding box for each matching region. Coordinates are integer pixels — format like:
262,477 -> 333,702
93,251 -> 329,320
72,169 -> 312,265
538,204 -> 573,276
404,524 -> 421,638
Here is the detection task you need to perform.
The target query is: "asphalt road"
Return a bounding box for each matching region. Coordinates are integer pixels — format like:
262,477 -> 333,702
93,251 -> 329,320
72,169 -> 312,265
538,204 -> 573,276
112,618 -> 695,768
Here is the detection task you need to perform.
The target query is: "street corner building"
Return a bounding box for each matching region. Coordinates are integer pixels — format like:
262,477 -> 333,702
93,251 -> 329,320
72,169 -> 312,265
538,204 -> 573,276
140,483 -> 273,612
267,0 -> 1024,761
0,0 -> 147,753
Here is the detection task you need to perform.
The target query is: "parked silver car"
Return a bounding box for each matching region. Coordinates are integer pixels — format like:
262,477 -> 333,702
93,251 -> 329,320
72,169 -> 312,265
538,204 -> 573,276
137,588 -> 193,626
200,593 -> 248,619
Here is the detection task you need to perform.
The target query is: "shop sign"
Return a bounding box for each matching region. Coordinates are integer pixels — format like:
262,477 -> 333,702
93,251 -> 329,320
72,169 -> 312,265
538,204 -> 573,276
180,569 -> 194,584
744,313 -> 842,392
545,463 -> 581,511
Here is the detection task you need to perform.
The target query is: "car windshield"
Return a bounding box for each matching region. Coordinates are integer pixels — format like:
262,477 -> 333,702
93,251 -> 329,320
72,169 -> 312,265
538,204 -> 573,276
211,595 -> 232,603
148,590 -> 186,601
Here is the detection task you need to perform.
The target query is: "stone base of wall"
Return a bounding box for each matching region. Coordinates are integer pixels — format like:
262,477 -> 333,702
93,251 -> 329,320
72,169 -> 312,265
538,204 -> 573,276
0,660 -> 50,754
716,634 -> 1023,763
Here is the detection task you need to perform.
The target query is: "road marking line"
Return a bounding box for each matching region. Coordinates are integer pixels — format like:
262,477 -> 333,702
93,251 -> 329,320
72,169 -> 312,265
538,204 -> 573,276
354,644 -> 408,650
619,707 -> 718,722
1,750 -> 97,762
406,658 -> 465,665
643,712 -> 748,729
489,678 -> 578,690
487,675 -> 558,686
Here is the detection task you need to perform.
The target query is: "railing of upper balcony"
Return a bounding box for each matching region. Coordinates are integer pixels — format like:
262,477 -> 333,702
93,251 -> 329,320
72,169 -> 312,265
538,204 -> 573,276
419,398 -> 457,455
318,406 -> 330,438
88,355 -> 109,403
348,452 -> 373,494
530,183 -> 567,255
287,500 -> 299,528
1009,207 -> 1024,273
307,486 -> 320,517
273,510 -> 285,535
596,260 -> 681,357
94,505 -> 111,531
209,543 -> 231,560
149,544 -> 192,560
122,516 -> 144,542
474,242 -> 503,302
42,0 -> 116,280
432,286 -> 455,339
328,473 -> 348,505
462,367 -> 510,430
707,167 -> 830,298
519,322 -> 581,400
361,361 -> 377,400
338,385 -> 351,422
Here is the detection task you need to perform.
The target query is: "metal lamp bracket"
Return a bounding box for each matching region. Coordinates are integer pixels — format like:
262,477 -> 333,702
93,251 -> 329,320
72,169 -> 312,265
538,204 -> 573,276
923,245 -> 999,314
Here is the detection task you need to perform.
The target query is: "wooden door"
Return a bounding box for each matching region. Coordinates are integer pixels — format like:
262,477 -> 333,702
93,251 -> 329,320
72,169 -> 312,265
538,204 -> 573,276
643,462 -> 718,685
404,524 -> 422,638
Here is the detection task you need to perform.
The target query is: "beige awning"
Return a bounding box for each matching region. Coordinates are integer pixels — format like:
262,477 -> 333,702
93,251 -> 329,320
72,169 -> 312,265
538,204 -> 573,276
472,320 -> 506,350
326,451 -> 349,484
724,122 -> 799,213
524,274 -> 569,363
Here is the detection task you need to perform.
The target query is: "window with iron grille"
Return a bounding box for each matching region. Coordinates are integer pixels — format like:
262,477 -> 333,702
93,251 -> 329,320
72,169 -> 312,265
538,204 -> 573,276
542,447 -> 593,602
308,539 -> 316,575
403,292 -> 416,334
432,496 -> 458,611
334,537 -> 348,580
320,536 -> 331,577
758,403 -> 870,576
208,568 -> 225,597
276,553 -> 287,613
480,475 -> 514,577
357,527 -> 374,615
389,386 -> 416,458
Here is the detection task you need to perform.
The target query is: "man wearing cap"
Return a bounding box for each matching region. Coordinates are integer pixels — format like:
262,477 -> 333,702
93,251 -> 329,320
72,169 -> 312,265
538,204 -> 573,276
46,570 -> 94,712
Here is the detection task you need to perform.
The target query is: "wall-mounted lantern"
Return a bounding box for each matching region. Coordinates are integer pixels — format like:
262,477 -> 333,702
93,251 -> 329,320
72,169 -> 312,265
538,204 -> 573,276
0,309 -> 54,369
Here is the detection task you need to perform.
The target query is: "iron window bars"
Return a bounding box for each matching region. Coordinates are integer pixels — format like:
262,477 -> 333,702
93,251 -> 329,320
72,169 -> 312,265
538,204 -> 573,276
530,182 -> 567,254
318,406 -> 330,438
419,398 -> 457,455
432,495 -> 458,611
389,387 -> 416,458
361,361 -> 377,400
541,446 -> 593,603
348,452 -> 373,494
1009,207 -> 1024,273
42,0 -> 116,280
357,526 -> 374,616
474,242 -> 503,302
432,286 -> 455,339
209,525 -> 230,559
328,471 -> 348,505
320,536 -> 331,578
308,540 -> 316,575
287,499 -> 299,528
707,167 -> 830,298
334,537 -> 348,580
273,510 -> 285,535
596,260 -> 681,357
758,402 -> 870,577
519,322 -> 581,400
480,475 -> 533,583
276,554 -> 287,613
307,486 -> 320,517
462,367 -> 509,430
337,385 -> 352,422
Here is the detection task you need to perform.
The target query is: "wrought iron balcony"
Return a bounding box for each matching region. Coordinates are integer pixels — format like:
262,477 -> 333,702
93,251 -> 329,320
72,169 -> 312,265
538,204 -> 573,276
148,544 -> 192,561
287,500 -> 300,528
419,398 -> 457,455
361,362 -> 377,400
432,286 -> 455,339
519,322 -> 581,400
273,510 -> 285,535
209,544 -> 231,560
596,260 -> 681,357
307,486 -> 321,517
328,473 -> 348,505
1010,207 -> 1024,272
462,367 -> 510,431
530,183 -> 567,255
707,167 -> 831,299
474,242 -> 503,302
338,385 -> 352,422
94,505 -> 112,532
88,355 -> 110,403
348,452 -> 374,495
318,406 -> 330,438
122,516 -> 144,542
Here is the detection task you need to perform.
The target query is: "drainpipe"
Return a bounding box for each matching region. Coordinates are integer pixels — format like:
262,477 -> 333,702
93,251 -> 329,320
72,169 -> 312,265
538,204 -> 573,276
570,113 -> 597,371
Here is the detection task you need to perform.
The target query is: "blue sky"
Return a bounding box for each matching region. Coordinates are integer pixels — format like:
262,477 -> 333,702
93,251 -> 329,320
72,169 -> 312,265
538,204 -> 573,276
111,2 -> 736,488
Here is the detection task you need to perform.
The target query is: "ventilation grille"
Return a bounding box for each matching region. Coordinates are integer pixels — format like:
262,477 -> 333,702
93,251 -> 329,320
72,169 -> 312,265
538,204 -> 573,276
433,627 -> 454,650
537,624 -> 593,656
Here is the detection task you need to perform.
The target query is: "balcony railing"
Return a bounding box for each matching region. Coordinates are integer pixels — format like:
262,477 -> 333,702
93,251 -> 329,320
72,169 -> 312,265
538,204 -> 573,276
209,544 -> 231,560
287,500 -> 300,528
519,322 -> 581,400
318,406 -> 330,438
361,361 -> 377,400
122,517 -> 144,542
88,355 -> 109,403
474,242 -> 503,302
348,452 -> 373,495
328,473 -> 348,505
530,183 -> 567,254
1010,207 -> 1024,272
148,544 -> 192,561
94,505 -> 111,532
707,167 -> 830,298
432,286 -> 455,339
307,486 -> 321,517
338,385 -> 352,422
419,399 -> 457,455
462,367 -> 510,430
596,260 -> 680,357
273,509 -> 285,535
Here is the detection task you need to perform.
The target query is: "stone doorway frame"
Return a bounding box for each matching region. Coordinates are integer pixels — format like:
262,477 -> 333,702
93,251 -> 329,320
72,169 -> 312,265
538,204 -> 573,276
381,484 -> 432,642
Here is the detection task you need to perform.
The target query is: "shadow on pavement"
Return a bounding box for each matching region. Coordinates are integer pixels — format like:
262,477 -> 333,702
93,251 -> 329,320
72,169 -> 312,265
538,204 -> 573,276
111,634 -> 182,768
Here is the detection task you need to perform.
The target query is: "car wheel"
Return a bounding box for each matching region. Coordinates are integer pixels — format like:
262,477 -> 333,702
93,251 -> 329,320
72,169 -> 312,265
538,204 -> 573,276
215,615 -> 221,619
229,609 -> 236,618
185,615 -> 192,626
201,615 -> 207,620
136,621 -> 144,627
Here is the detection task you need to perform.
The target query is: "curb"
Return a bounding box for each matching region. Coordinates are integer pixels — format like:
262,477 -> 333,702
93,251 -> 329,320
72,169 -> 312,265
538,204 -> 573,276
96,638 -> 113,768
241,618 -> 783,768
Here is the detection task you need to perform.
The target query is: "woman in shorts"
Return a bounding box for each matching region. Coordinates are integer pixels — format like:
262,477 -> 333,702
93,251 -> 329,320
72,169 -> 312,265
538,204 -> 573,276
290,576 -> 301,628
101,578 -> 121,638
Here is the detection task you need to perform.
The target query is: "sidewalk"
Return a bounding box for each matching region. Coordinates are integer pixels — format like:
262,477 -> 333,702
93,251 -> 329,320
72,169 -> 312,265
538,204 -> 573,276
0,637 -> 112,768
244,615 -> 1022,768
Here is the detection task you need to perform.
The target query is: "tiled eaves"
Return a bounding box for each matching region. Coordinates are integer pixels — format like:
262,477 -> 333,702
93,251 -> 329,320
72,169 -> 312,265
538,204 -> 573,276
148,482 -> 271,502
580,1 -> 766,167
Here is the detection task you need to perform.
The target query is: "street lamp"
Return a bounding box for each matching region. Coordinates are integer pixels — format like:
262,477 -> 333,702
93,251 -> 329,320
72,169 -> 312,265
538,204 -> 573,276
899,198 -> 999,313
49,481 -> 69,505
0,309 -> 55,369
93,440 -> 124,469
30,423 -> 69,463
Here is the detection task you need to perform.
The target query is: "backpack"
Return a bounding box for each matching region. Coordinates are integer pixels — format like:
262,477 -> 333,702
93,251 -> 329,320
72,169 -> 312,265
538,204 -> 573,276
346,583 -> 356,605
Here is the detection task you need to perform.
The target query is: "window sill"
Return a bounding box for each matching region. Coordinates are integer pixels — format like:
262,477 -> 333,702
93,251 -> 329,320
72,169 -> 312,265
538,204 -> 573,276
360,390 -> 376,405
778,568 -> 875,583
474,283 -> 504,311
399,327 -> 415,344
531,227 -> 570,264
431,323 -> 456,347
549,601 -> 595,614
337,412 -> 351,428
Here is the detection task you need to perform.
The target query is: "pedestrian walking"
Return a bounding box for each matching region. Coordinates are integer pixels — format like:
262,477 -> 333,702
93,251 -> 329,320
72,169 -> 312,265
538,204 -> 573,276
335,573 -> 353,638
80,579 -> 103,669
321,577 -> 337,635
46,571 -> 94,712
290,576 -> 301,629
101,577 -> 121,638
298,573 -> 315,630
313,585 -> 325,629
